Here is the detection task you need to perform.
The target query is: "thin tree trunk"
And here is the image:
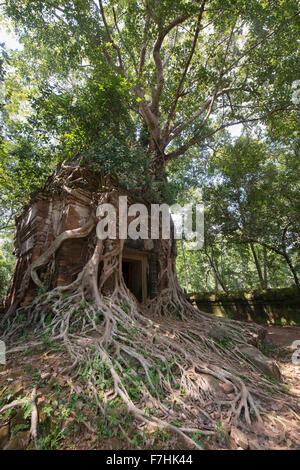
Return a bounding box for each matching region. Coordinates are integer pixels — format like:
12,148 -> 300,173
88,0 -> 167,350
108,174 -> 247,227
283,251 -> 299,286
180,239 -> 190,292
281,221 -> 299,286
214,269 -> 218,295
250,242 -> 266,289
244,221 -> 299,287
205,247 -> 228,293
263,245 -> 268,288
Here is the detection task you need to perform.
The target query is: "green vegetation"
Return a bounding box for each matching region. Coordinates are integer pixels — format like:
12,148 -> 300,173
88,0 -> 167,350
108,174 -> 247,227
0,0 -> 299,301
175,136 -> 300,294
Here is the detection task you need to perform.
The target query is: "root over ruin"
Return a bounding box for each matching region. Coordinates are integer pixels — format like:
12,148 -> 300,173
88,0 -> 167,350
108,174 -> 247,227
1,163 -> 299,449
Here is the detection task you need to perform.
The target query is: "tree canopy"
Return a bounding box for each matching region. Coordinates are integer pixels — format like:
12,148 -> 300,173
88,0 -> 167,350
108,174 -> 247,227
1,0 -> 299,169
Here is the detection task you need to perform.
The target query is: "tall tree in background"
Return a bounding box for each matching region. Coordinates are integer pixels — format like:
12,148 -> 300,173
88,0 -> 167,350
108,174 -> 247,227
203,137 -> 300,287
0,0 -> 299,443
174,135 -> 300,292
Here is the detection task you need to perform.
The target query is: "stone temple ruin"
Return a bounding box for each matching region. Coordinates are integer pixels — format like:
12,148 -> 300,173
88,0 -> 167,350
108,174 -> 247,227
5,162 -> 175,311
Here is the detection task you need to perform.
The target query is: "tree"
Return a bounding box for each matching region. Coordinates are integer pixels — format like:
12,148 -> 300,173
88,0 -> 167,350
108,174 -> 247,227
2,0 -> 299,171
176,135 -> 300,290
0,0 -> 299,445
213,137 -> 300,286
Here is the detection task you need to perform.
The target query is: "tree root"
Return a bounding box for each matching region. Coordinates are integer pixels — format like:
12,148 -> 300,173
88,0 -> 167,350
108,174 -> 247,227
0,387 -> 39,450
1,212 -> 299,449
0,399 -> 30,414
29,387 -> 39,450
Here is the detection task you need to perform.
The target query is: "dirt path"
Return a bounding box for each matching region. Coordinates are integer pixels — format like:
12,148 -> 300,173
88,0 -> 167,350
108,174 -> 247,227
265,325 -> 300,401
265,325 -> 300,348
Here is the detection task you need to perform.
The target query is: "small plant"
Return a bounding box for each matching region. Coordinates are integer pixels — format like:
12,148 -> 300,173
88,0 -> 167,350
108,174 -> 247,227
32,371 -> 42,385
152,428 -> 170,445
21,400 -> 32,420
36,287 -> 46,295
171,419 -> 182,427
12,423 -> 30,435
38,427 -> 65,450
215,420 -> 225,441
192,431 -> 205,448
43,403 -> 54,417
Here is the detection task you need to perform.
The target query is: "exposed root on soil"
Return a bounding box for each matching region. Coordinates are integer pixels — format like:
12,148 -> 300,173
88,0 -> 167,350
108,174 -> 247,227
0,386 -> 39,449
1,201 -> 299,449
29,387 -> 39,450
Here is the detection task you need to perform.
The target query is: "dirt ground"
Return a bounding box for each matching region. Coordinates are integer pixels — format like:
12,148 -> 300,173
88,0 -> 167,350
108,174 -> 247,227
0,324 -> 299,450
265,325 -> 300,399
266,325 -> 300,348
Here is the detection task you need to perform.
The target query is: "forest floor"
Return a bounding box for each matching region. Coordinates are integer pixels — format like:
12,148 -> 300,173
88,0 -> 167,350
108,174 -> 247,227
0,324 -> 299,451
264,325 -> 300,399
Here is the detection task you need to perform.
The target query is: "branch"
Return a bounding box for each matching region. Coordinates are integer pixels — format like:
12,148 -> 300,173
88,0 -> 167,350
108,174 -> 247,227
166,98 -> 211,144
224,10 -> 300,77
0,211 -> 15,231
163,1 -> 207,143
204,247 -> 228,293
0,224 -> 14,231
137,13 -> 192,154
240,220 -> 298,257
165,84 -> 245,146
223,18 -> 237,66
98,0 -> 127,76
138,15 -> 150,77
0,398 -> 30,414
166,105 -> 293,161
150,14 -> 190,116
165,11 -> 299,159
113,6 -> 138,75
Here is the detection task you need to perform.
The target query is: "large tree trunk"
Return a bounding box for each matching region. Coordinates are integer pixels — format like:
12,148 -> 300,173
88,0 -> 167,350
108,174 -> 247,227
263,246 -> 268,288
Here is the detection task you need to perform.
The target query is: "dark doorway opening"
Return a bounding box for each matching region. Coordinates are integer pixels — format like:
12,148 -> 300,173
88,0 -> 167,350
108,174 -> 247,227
122,259 -> 143,302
